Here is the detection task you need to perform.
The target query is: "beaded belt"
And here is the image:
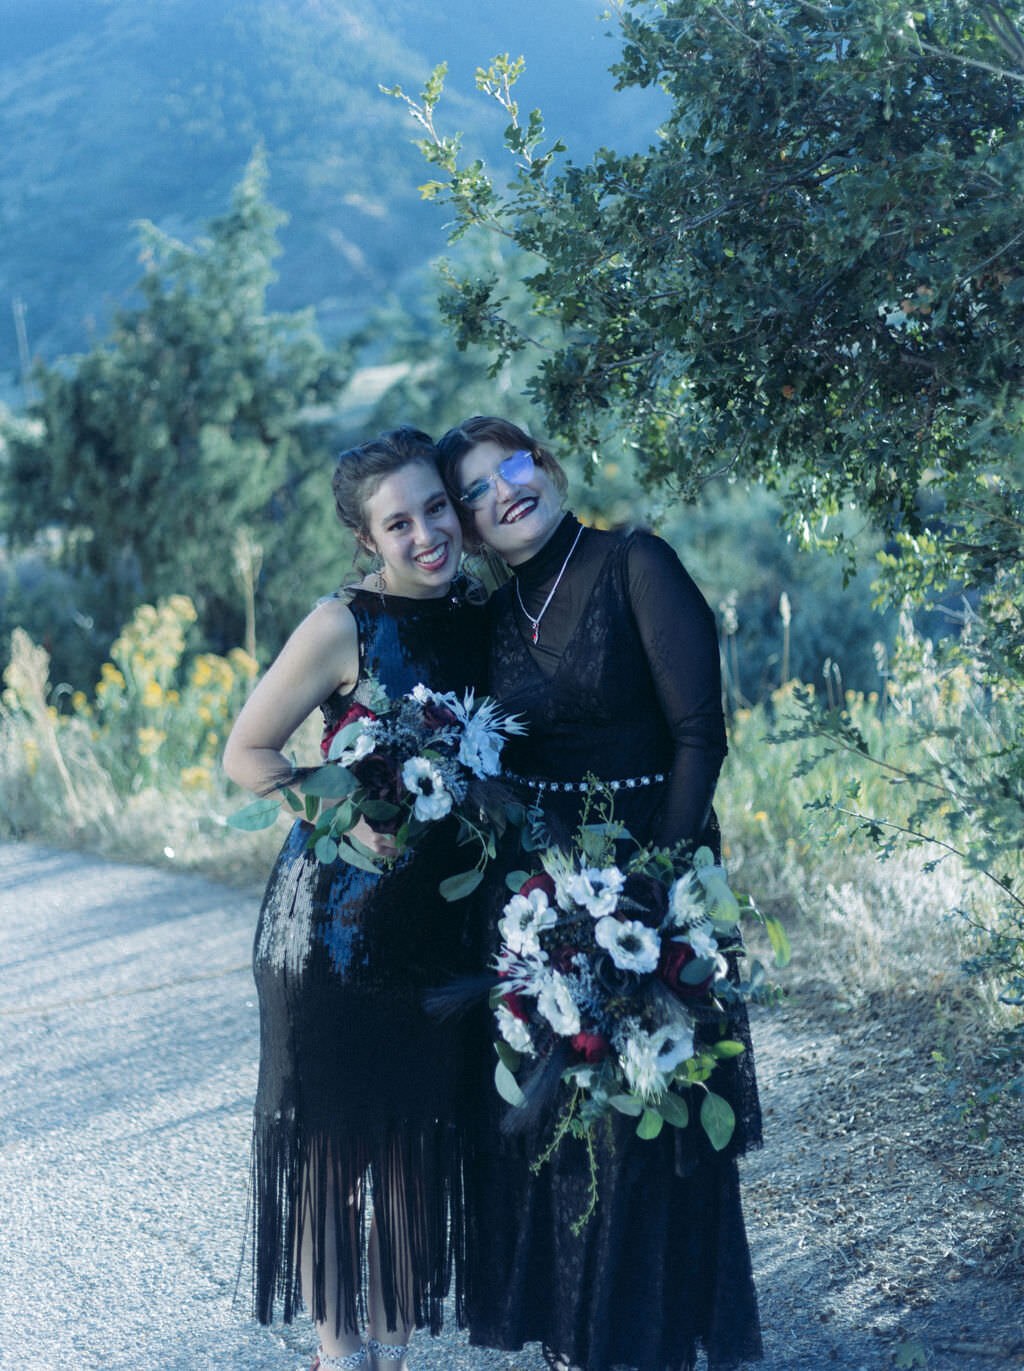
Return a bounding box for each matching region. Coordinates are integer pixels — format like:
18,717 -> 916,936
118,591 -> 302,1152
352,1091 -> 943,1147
508,770 -> 667,795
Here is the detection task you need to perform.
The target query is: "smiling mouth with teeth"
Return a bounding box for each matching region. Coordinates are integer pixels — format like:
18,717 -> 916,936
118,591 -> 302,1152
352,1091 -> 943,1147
415,543 -> 449,568
501,497 -> 538,524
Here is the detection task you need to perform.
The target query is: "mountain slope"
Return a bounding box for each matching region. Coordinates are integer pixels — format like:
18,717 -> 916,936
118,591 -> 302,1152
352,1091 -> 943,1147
0,0 -> 662,395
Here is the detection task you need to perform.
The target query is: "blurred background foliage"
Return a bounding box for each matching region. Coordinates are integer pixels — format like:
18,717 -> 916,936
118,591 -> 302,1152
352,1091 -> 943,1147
0,1 -> 1020,1081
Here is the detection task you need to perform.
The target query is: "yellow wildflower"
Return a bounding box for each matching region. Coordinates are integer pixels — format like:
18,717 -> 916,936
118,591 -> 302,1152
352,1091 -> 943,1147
228,648 -> 259,680
23,737 -> 40,776
143,680 -> 164,709
137,726 -> 167,757
100,663 -> 126,689
180,765 -> 212,792
71,691 -> 88,713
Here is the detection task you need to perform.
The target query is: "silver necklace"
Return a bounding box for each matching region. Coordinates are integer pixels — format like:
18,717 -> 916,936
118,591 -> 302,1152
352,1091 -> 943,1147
514,525 -> 584,645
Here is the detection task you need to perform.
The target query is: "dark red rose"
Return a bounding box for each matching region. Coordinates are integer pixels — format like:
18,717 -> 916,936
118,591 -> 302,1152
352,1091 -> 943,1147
549,944 -> 578,975
571,1030 -> 610,1063
502,988 -> 530,1022
593,952 -> 641,998
421,701 -> 460,731
320,701 -> 377,759
349,752 -> 403,833
657,939 -> 713,997
520,872 -> 556,901
621,873 -> 669,928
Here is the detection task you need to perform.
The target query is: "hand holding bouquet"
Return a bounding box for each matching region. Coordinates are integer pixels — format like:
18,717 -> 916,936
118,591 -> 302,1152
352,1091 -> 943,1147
229,684 -> 525,900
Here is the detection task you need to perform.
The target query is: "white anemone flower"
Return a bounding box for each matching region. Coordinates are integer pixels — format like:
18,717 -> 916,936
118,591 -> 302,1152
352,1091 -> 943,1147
498,888 -> 557,958
557,865 -> 625,918
594,915 -> 661,973
401,756 -> 452,821
653,1021 -> 695,1073
537,973 -> 581,1037
496,1004 -> 536,1056
620,1023 -> 695,1099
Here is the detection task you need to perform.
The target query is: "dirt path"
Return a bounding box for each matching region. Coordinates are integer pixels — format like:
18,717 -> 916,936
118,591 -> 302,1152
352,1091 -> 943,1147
2,842 -> 1020,1370
741,992 -> 1023,1370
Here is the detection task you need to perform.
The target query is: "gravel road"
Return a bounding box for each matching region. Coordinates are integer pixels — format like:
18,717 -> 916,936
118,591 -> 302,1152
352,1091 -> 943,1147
1,843 -> 1020,1371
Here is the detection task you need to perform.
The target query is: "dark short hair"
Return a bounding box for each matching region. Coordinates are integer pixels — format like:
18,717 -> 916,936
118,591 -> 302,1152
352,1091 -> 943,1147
332,426 -> 441,539
436,416 -> 569,503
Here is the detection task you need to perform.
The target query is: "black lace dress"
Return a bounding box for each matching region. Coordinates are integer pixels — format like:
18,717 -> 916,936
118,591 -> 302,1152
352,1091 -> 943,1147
463,514 -> 763,1371
246,588 -> 486,1338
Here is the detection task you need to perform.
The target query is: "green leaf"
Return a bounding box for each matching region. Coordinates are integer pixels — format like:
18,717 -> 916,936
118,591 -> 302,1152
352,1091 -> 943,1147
314,836 -> 339,864
305,792 -> 320,822
637,1108 -> 664,1140
505,869 -> 531,892
494,1059 -> 525,1107
700,1091 -> 736,1152
679,955 -> 716,984
495,1040 -> 522,1072
439,868 -> 484,902
360,799 -> 401,821
301,765 -> 358,798
764,914 -> 792,968
336,839 -> 381,874
226,798 -> 281,831
608,1093 -> 644,1117
282,788 -> 304,812
325,719 -> 371,760
711,1039 -> 746,1059
658,1091 -> 690,1128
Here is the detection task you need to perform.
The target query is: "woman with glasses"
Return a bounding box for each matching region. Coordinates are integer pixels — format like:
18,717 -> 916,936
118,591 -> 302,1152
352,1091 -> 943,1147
437,416 -> 763,1371
224,427 -> 487,1371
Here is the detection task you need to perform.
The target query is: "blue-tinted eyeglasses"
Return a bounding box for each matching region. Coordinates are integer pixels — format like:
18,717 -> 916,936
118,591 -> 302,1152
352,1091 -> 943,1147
459,449 -> 535,509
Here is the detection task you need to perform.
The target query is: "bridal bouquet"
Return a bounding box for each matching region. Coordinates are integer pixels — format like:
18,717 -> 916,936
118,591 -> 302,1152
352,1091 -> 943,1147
229,684 -> 525,900
491,824 -> 788,1221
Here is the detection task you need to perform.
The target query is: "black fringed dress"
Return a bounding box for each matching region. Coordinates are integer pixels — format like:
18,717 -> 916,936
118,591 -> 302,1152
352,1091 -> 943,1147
246,588 -> 486,1337
464,514 -> 763,1371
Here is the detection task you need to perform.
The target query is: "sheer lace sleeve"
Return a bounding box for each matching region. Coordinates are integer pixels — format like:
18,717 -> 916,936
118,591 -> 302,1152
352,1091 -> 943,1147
625,533 -> 728,849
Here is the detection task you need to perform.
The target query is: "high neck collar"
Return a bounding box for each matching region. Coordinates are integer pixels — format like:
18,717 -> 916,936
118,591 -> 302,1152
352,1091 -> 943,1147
512,511 -> 582,589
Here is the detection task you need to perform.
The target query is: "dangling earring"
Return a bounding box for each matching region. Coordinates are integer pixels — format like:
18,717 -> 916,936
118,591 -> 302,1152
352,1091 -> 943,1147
372,553 -> 387,596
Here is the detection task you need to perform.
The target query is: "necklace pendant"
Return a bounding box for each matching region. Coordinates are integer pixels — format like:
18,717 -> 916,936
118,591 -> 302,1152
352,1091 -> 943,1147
532,623 -> 540,645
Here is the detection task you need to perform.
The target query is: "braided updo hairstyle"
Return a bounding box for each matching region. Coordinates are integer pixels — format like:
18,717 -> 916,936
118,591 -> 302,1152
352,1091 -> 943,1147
332,426 -> 443,546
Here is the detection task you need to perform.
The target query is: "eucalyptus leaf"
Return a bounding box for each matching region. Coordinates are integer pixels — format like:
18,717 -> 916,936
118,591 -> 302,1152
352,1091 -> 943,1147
637,1108 -> 664,1140
360,799 -> 400,821
658,1091 -> 690,1128
439,869 -> 484,902
302,765 -> 358,798
494,1060 -> 525,1107
282,788 -> 304,812
679,955 -> 716,985
700,1091 -> 736,1151
336,839 -> 381,874
608,1093 -> 644,1117
326,719 -> 372,761
495,1041 -> 522,1073
505,869 -> 531,892
305,792 -> 320,822
226,798 -> 282,831
711,1039 -> 746,1060
314,836 -> 339,864
764,914 -> 792,968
